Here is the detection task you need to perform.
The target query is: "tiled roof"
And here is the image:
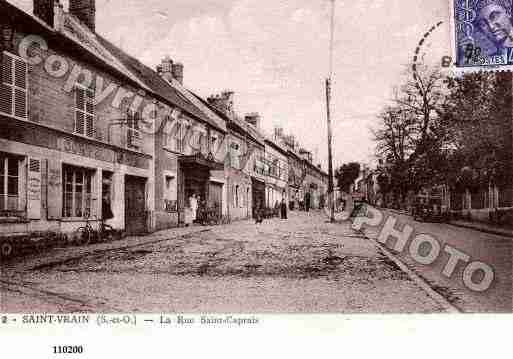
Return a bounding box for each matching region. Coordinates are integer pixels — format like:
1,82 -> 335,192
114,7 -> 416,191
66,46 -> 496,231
96,35 -> 226,133
190,92 -> 264,146
0,0 -> 226,133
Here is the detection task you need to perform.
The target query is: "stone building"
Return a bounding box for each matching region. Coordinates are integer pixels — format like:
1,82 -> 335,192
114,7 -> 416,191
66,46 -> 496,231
263,137 -> 289,209
207,92 -> 265,221
155,58 -> 227,229
0,0 -> 158,236
0,0 -> 231,240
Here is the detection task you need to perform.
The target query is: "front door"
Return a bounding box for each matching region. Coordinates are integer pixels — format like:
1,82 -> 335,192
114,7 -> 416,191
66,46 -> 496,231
125,175 -> 147,235
209,182 -> 223,216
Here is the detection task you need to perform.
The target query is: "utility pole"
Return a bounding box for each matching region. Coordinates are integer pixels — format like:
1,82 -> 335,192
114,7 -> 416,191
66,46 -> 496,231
326,0 -> 336,222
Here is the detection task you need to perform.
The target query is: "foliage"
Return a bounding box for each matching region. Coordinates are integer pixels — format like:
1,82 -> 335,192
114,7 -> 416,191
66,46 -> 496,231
335,162 -> 361,193
373,64 -> 513,198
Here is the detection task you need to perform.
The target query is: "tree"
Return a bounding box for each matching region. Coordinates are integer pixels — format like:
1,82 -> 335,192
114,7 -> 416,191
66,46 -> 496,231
442,72 -> 512,188
335,162 -> 360,193
372,64 -> 448,198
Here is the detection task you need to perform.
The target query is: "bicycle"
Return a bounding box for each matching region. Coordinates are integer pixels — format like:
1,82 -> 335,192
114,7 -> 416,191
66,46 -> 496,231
75,216 -> 98,246
97,220 -> 122,242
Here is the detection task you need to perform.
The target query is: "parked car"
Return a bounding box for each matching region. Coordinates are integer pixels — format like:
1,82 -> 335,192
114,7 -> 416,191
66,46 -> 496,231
412,196 -> 448,223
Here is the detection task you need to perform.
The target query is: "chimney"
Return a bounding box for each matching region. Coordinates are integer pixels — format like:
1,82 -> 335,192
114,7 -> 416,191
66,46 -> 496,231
34,0 -> 56,27
171,62 -> 184,85
244,112 -> 261,130
274,127 -> 284,140
207,91 -> 234,117
69,0 -> 96,32
158,56 -> 174,82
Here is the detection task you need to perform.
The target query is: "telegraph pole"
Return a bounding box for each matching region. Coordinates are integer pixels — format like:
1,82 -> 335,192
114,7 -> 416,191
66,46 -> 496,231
326,0 -> 336,222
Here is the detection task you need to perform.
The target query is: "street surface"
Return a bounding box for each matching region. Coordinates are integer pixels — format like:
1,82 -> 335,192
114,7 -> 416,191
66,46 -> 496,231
1,212 -> 445,313
1,211 -> 510,313
361,210 -> 512,313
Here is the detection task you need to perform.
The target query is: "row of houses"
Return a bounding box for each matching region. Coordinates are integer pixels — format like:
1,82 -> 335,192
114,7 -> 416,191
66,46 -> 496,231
0,0 -> 328,238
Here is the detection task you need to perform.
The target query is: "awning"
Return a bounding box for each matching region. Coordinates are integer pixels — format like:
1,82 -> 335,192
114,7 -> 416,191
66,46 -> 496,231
179,152 -> 224,171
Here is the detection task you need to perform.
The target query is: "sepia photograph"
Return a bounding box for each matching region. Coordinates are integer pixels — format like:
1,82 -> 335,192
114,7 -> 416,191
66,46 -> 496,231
0,0 -> 511,320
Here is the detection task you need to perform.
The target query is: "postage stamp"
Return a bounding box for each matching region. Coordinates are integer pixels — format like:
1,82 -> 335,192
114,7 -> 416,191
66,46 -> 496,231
452,0 -> 513,71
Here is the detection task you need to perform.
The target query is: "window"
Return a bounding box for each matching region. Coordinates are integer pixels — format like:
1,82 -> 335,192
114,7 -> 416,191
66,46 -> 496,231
230,142 -> 241,169
0,154 -> 20,212
211,135 -> 217,152
169,121 -> 189,153
127,111 -> 142,149
0,52 -> 28,119
63,165 -> 93,218
164,175 -> 177,212
75,84 -> 95,137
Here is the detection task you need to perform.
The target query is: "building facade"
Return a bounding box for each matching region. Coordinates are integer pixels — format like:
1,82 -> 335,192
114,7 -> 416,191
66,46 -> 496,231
263,138 -> 289,209
0,0 -> 157,237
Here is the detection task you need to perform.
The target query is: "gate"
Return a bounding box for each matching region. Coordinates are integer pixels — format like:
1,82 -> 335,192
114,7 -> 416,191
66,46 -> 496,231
125,175 -> 147,235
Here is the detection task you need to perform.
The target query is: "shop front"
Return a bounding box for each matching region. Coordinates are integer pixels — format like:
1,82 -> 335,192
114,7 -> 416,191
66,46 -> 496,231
0,117 -> 152,237
178,153 -> 224,224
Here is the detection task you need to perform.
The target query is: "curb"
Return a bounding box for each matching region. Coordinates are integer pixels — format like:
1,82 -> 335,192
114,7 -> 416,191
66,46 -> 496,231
448,222 -> 513,239
357,229 -> 462,314
385,208 -> 513,239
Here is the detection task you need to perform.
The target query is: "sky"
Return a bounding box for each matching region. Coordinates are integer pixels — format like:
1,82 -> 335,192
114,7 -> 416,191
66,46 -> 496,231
9,0 -> 452,169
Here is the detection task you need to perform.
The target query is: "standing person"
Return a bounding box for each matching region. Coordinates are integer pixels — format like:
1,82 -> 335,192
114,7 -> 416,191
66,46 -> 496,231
255,200 -> 263,224
189,193 -> 198,223
102,192 -> 114,226
280,195 -> 288,220
305,192 -> 311,213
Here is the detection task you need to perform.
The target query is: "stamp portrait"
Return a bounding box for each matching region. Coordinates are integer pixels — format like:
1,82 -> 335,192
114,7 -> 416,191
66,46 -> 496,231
453,0 -> 513,68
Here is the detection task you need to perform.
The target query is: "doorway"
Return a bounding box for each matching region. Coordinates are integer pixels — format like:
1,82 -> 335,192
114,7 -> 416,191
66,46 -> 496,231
125,175 -> 147,235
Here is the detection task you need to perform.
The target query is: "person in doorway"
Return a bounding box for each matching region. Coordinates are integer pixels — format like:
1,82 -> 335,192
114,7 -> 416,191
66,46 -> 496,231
189,193 -> 198,223
255,200 -> 263,224
280,195 -> 288,220
101,192 -> 114,230
305,192 -> 311,213
198,196 -> 207,224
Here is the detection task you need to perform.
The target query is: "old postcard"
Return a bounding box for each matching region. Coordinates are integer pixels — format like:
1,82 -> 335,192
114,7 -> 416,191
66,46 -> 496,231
0,0 -> 512,356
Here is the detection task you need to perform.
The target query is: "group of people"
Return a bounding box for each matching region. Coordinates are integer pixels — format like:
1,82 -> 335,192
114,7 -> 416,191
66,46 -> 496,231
188,190 -> 291,225
255,192 -> 288,224
188,193 -> 207,224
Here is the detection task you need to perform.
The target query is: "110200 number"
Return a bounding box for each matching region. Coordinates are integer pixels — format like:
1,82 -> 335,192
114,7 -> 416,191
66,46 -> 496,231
53,346 -> 84,354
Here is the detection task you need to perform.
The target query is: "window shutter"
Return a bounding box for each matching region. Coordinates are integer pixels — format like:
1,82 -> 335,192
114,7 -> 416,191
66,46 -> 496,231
14,59 -> 27,89
14,88 -> 26,118
1,53 -> 27,119
86,114 -> 94,137
0,82 -> 12,115
27,158 -> 42,219
46,159 -> 62,219
75,111 -> 85,134
86,88 -> 95,137
2,54 -> 13,85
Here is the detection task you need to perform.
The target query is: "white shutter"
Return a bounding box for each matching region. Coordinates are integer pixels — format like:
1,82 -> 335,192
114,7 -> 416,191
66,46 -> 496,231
1,53 -> 27,119
27,158 -> 42,219
75,87 -> 85,134
85,87 -> 95,137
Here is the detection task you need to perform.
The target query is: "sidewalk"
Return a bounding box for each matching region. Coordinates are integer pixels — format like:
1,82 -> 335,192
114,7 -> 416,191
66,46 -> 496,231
448,220 -> 513,238
1,224 -> 220,275
383,208 -> 513,238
